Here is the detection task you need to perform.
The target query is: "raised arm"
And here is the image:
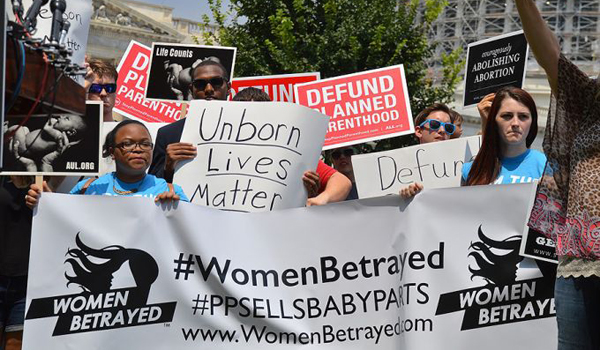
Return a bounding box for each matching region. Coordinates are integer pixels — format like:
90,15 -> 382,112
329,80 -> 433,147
515,0 -> 560,91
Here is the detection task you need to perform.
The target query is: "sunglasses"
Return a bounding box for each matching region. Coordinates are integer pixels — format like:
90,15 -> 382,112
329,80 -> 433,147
192,77 -> 226,90
419,119 -> 456,135
331,148 -> 355,160
88,83 -> 117,94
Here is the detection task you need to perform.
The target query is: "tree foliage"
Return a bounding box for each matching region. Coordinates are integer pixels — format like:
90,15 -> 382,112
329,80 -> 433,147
199,0 -> 463,150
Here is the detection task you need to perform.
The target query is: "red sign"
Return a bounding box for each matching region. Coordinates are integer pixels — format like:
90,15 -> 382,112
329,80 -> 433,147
294,65 -> 414,150
230,73 -> 320,102
114,41 -> 183,123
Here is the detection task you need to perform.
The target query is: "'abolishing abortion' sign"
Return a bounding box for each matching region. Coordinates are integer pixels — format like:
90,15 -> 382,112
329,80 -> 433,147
294,65 -> 414,149
352,136 -> 481,198
114,41 -> 184,123
24,183 -> 555,350
463,31 -> 529,107
173,100 -> 329,212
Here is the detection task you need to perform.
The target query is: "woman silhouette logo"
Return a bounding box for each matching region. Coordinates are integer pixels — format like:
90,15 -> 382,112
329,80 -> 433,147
468,226 -> 523,286
64,233 -> 159,306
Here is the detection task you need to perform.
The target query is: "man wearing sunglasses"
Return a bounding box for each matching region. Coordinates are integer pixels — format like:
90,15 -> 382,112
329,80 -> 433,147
414,103 -> 456,144
150,59 -> 231,182
85,59 -> 118,121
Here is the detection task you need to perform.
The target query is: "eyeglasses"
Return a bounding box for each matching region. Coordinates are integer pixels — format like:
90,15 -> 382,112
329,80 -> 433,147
331,148 -> 355,160
419,119 -> 456,135
115,140 -> 153,152
192,77 -> 226,90
88,83 -> 117,94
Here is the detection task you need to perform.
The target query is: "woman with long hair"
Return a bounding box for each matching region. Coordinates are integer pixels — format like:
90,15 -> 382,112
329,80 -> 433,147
462,86 -> 546,185
515,1 -> 600,348
25,120 -> 188,206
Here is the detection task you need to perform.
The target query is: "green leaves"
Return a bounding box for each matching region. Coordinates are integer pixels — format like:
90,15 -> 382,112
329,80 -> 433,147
201,0 -> 462,150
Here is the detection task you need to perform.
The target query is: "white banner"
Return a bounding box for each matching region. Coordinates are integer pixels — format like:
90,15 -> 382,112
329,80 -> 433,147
353,136 -> 481,198
24,184 -> 556,349
174,100 -> 329,212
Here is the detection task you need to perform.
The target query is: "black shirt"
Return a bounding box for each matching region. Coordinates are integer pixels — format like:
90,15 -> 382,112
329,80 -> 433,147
0,177 -> 33,276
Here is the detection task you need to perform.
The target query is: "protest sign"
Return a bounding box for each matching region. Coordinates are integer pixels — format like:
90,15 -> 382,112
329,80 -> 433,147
146,43 -> 236,102
520,228 -> 558,264
230,73 -> 320,102
7,0 -> 92,85
463,31 -> 529,107
352,136 -> 481,198
114,41 -> 184,123
173,100 -> 329,212
295,65 -> 414,150
1,101 -> 102,176
24,183 -> 555,350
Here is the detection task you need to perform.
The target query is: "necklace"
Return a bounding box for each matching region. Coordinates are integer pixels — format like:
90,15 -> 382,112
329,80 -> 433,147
113,184 -> 138,195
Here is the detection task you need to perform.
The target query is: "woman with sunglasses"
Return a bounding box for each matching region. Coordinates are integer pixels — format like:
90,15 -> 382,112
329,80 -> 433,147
514,2 -> 600,348
84,58 -> 118,122
414,103 -> 457,144
399,103 -> 458,197
25,120 -> 188,207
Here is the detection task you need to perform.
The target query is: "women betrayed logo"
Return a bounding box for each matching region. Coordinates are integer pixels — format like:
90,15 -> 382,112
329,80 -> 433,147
435,226 -> 555,330
25,234 -> 177,336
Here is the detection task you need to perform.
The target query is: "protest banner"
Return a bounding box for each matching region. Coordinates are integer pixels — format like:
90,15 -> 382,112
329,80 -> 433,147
230,73 -> 320,102
24,183 -> 555,350
294,65 -> 414,150
7,0 -> 93,85
463,31 -> 529,107
352,136 -> 481,198
1,101 -> 102,176
146,43 -> 236,102
114,41 -> 184,123
173,100 -> 329,212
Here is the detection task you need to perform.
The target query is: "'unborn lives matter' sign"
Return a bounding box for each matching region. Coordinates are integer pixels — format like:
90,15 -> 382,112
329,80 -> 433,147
463,31 -> 529,107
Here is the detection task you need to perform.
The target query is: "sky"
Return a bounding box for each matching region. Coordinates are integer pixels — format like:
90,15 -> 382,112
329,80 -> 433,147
140,0 -> 229,22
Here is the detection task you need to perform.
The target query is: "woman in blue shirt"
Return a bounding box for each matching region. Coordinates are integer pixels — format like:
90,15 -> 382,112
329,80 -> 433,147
462,87 -> 546,185
26,120 -> 188,206
400,87 -> 545,198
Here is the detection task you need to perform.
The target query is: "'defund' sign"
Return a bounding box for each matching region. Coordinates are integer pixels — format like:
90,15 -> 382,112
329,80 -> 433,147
294,65 -> 414,150
463,31 -> 529,107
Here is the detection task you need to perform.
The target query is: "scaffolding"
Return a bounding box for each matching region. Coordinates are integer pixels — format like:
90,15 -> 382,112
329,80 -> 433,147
430,0 -> 600,75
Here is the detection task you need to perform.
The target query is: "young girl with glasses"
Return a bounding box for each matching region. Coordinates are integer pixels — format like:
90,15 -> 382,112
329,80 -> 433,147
25,120 -> 188,207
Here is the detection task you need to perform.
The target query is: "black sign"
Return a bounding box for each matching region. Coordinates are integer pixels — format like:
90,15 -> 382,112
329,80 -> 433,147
520,227 -> 558,263
146,43 -> 236,102
1,101 -> 102,175
463,31 -> 529,107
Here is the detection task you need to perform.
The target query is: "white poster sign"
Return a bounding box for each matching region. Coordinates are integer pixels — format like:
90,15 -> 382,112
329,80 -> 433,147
174,100 -> 329,212
24,183 -> 555,350
7,0 -> 92,85
353,136 -> 481,198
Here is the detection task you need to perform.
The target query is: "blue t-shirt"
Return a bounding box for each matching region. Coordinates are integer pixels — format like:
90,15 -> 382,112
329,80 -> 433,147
70,173 -> 189,201
462,149 -> 547,185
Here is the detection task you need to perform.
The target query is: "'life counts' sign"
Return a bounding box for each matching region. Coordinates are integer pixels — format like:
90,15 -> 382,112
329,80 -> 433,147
463,31 -> 529,107
114,41 -> 184,123
352,136 -> 481,199
174,100 -> 329,212
230,73 -> 320,102
294,65 -> 413,150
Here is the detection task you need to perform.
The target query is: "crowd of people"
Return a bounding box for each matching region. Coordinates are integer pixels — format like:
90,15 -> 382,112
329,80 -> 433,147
2,1 -> 600,349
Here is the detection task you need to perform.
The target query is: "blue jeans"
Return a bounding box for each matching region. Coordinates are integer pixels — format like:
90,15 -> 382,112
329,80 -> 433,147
555,276 -> 600,350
